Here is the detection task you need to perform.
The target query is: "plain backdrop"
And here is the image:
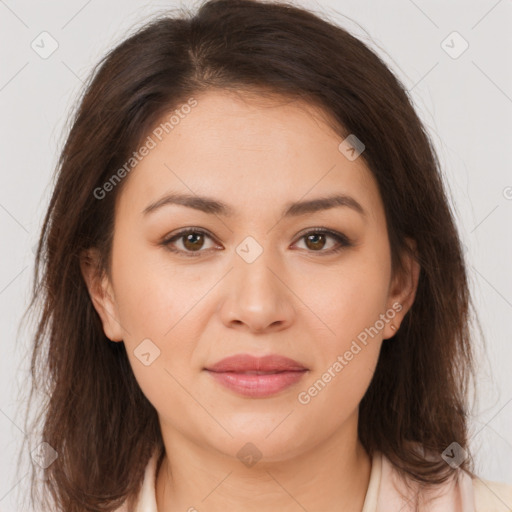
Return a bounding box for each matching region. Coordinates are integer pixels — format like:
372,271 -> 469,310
0,0 -> 511,510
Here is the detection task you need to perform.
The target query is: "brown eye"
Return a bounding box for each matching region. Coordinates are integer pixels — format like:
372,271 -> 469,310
293,229 -> 352,255
162,228 -> 219,257
304,233 -> 327,251
182,232 -> 205,251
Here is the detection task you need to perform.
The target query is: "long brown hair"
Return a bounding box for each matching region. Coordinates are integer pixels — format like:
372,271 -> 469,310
20,0 -> 478,510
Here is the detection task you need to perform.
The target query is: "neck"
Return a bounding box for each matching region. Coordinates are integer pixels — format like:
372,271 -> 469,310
155,419 -> 372,512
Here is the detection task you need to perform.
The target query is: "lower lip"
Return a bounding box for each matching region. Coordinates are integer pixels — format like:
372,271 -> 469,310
205,370 -> 307,398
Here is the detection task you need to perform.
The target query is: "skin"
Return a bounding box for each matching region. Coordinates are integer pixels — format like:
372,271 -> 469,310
82,89 -> 420,512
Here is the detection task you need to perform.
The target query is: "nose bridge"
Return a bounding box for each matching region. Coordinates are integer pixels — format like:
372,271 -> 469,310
218,235 -> 295,332
234,236 -> 283,306
237,242 -> 278,296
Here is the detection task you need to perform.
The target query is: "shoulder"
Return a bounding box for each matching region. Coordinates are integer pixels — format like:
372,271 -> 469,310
472,477 -> 512,512
376,451 -> 512,512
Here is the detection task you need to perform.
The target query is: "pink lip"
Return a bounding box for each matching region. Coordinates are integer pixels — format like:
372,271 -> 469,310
206,353 -> 307,372
204,354 -> 308,398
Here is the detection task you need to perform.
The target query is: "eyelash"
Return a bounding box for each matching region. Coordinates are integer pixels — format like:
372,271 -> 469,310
160,227 -> 353,258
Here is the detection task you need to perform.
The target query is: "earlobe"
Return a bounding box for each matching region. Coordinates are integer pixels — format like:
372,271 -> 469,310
383,238 -> 421,340
79,248 -> 124,342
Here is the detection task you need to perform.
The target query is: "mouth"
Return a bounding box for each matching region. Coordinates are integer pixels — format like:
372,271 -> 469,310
204,353 -> 308,398
205,353 -> 308,373
221,370 -> 295,375
205,369 -> 308,398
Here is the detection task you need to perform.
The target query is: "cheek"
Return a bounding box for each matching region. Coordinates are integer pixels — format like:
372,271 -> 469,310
313,254 -> 391,344
117,264 -> 201,417
111,243 -> 213,377
112,239 -> 202,337
300,245 -> 390,402
297,284 -> 385,425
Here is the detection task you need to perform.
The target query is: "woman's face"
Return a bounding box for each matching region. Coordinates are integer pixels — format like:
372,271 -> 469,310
84,89 -> 419,462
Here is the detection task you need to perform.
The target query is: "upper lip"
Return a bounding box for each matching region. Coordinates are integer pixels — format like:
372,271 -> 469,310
205,354 -> 308,373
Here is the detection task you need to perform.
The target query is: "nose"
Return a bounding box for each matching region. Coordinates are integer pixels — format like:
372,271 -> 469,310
218,249 -> 296,334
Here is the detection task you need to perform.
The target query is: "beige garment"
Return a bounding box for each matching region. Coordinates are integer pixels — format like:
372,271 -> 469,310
114,449 -> 512,511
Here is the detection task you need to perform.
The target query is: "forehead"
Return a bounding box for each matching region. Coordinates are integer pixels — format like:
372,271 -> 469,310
116,89 -> 382,223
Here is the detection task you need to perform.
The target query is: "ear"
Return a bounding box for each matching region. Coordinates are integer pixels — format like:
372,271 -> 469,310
382,237 -> 421,340
80,248 -> 124,342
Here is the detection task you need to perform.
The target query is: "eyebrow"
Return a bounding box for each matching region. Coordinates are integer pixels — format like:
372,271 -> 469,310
142,192 -> 366,218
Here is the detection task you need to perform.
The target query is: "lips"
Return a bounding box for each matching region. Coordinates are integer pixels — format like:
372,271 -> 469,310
205,353 -> 307,373
204,354 -> 308,398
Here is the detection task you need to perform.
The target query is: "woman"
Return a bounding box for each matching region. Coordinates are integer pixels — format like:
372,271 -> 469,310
22,0 -> 512,510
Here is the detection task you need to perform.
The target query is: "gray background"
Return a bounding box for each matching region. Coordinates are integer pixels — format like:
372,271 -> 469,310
0,0 -> 511,510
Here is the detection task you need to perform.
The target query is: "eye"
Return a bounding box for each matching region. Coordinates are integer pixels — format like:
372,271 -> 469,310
161,227 -> 353,258
161,228 -> 221,257
292,228 -> 352,255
